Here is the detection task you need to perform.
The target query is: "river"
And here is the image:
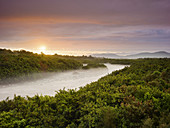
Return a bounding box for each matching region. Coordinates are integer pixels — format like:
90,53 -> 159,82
0,64 -> 127,101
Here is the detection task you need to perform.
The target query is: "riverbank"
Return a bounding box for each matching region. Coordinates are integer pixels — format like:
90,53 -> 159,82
0,64 -> 127,100
0,58 -> 169,127
0,49 -> 106,85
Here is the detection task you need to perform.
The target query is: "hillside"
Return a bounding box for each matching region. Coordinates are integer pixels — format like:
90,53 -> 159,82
0,49 -> 107,85
0,58 -> 169,127
92,53 -> 121,59
92,51 -> 170,59
126,51 -> 170,59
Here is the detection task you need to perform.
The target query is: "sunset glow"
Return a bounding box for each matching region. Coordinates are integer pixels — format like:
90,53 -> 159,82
0,0 -> 170,54
39,46 -> 46,51
0,1 -> 170,126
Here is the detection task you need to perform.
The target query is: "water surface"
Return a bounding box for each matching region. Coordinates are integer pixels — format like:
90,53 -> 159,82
0,64 -> 127,100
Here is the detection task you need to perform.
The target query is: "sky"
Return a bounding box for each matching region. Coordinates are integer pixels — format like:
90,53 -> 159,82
0,0 -> 170,55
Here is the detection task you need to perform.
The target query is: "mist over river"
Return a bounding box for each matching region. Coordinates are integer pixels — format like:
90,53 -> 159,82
0,64 -> 127,101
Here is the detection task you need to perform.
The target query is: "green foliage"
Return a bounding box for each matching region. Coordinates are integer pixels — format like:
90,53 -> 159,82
0,49 -> 113,84
0,51 -> 170,128
0,49 -> 82,84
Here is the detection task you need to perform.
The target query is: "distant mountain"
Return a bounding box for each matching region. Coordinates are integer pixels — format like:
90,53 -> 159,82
92,51 -> 170,59
126,51 -> 170,59
92,53 -> 121,59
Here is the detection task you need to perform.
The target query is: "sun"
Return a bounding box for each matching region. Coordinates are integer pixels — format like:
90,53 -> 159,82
39,46 -> 47,53
39,46 -> 46,51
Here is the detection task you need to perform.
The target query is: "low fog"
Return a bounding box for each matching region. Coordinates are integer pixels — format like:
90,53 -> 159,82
0,64 -> 127,100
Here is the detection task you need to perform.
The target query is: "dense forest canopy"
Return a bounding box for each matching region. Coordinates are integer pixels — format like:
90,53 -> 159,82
0,49 -> 108,85
0,51 -> 169,127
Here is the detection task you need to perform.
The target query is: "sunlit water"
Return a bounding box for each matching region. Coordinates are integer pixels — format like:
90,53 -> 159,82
0,64 -> 128,101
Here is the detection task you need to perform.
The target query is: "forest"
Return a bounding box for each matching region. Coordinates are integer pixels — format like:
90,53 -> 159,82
0,50 -> 169,127
0,49 -> 107,85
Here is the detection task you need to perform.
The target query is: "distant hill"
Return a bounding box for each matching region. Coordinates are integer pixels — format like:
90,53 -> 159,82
92,51 -> 170,59
92,53 -> 121,59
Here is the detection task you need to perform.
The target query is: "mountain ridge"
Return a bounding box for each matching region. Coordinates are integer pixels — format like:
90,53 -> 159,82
92,51 -> 170,59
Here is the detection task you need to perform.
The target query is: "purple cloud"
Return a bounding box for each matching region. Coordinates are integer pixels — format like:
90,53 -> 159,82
0,0 -> 170,54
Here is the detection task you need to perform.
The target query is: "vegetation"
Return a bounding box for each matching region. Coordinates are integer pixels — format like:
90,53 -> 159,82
54,53 -> 136,65
82,63 -> 106,69
0,58 -> 169,127
0,49 -> 106,85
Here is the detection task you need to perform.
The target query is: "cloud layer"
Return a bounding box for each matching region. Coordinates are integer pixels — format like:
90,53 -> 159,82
0,0 -> 170,54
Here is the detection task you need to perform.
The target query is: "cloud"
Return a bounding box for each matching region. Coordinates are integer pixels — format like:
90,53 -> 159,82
0,0 -> 170,25
0,0 -> 170,53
